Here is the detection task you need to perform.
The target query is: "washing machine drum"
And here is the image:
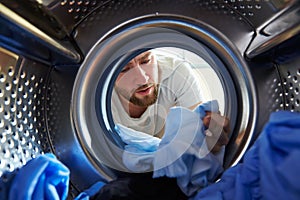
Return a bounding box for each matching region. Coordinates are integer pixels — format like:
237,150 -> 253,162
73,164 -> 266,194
0,0 -> 299,197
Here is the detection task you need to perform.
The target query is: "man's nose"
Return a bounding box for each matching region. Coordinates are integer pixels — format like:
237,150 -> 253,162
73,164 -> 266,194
131,65 -> 149,85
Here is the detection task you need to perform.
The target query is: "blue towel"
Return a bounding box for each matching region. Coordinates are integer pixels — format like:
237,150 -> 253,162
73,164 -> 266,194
115,100 -> 224,196
115,124 -> 159,172
8,153 -> 70,200
193,111 -> 300,200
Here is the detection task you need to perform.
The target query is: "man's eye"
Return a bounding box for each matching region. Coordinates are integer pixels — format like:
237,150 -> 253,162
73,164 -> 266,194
141,59 -> 150,65
121,67 -> 130,73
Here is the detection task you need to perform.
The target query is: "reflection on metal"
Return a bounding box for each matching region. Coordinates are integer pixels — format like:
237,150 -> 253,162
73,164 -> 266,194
246,0 -> 300,58
0,3 -> 81,63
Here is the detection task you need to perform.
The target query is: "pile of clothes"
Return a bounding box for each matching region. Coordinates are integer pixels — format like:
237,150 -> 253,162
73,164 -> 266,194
4,105 -> 300,200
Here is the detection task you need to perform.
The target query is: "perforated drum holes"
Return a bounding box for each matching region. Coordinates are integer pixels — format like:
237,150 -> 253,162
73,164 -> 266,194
0,48 -> 50,180
278,59 -> 300,112
60,0 -> 99,20
58,0 -> 265,23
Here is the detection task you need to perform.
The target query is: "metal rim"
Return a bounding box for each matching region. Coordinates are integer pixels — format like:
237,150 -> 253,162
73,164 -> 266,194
71,14 -> 257,177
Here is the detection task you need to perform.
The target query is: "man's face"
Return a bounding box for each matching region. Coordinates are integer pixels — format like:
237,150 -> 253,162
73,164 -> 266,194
115,51 -> 159,107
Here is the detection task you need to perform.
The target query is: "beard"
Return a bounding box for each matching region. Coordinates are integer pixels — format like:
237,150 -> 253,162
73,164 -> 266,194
116,84 -> 159,107
130,84 -> 159,106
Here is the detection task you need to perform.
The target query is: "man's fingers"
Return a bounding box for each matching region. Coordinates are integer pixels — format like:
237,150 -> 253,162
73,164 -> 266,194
203,112 -> 211,127
203,112 -> 231,153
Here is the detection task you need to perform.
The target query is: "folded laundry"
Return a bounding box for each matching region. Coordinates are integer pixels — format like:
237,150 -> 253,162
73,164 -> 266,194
8,153 -> 69,200
193,111 -> 300,200
115,100 -> 224,197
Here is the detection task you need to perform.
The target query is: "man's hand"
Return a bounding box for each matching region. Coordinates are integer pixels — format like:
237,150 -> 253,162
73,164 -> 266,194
203,111 -> 230,154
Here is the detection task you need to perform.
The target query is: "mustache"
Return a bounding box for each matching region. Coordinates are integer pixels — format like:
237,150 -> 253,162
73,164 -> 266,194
134,83 -> 155,92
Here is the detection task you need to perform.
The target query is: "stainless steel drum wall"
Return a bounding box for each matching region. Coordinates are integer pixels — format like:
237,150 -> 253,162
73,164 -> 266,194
50,0 -> 292,39
0,48 -> 52,195
278,56 -> 300,112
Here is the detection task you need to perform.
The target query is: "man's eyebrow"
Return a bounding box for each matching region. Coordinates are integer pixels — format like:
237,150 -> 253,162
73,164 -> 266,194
138,52 -> 152,61
125,52 -> 152,67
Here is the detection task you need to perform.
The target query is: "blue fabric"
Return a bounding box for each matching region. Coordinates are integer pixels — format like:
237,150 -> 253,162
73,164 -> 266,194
116,124 -> 159,172
193,111 -> 300,200
115,125 -> 161,152
8,153 -> 70,200
74,181 -> 106,200
115,100 -> 224,197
